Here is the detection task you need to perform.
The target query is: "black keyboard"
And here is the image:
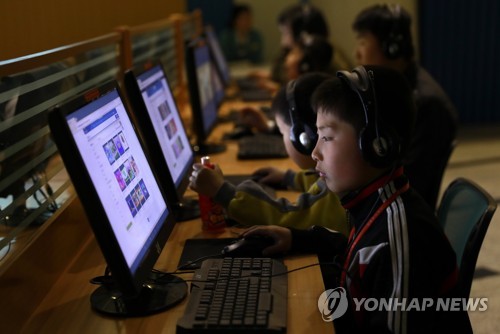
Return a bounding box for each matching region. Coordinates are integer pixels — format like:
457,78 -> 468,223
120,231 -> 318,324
237,134 -> 288,160
240,89 -> 273,102
177,257 -> 287,333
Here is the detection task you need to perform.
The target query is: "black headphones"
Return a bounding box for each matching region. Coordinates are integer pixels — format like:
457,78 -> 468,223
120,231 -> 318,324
382,4 -> 405,59
298,34 -> 313,74
337,66 -> 400,168
286,79 -> 318,155
299,57 -> 312,74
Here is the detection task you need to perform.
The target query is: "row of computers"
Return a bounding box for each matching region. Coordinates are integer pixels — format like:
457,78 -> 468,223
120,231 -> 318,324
189,27 -> 287,160
47,28 -> 287,333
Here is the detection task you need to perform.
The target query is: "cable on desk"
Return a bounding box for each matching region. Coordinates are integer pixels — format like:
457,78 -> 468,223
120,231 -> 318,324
176,252 -> 225,271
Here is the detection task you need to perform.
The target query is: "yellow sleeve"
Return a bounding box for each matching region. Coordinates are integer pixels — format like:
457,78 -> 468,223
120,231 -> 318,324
290,169 -> 320,192
224,179 -> 348,235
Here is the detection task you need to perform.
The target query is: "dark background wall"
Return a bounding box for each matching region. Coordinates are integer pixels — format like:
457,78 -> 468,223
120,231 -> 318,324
420,0 -> 500,123
188,0 -> 234,35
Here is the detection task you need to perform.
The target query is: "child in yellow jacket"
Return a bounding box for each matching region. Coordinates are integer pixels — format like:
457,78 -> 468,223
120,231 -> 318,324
189,73 -> 348,235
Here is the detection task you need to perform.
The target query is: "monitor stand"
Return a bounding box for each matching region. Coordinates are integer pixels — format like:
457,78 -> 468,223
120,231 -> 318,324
174,196 -> 200,222
90,271 -> 187,317
192,142 -> 226,155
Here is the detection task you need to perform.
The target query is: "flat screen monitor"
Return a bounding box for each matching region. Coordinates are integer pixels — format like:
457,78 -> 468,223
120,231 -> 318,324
48,81 -> 187,316
204,25 -> 231,86
124,63 -> 199,221
185,38 -> 226,155
211,56 -> 225,107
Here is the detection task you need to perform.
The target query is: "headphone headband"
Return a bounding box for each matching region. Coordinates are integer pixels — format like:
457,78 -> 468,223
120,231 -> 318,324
286,80 -> 298,116
383,3 -> 406,59
337,66 -> 399,167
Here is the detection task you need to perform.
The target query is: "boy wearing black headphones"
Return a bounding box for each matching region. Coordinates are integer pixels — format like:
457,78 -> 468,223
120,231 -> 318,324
189,73 -> 348,234
244,66 -> 470,333
353,4 -> 458,210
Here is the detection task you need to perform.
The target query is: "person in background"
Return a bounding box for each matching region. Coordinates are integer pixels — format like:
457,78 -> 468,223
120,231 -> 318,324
240,33 -> 334,133
257,33 -> 335,95
352,3 -> 458,210
189,73 -> 348,234
219,4 -> 264,64
237,4 -> 334,131
270,3 -> 330,83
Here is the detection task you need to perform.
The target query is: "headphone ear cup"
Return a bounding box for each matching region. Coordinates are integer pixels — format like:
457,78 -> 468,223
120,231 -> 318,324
358,125 -> 399,168
290,123 -> 317,155
383,29 -> 405,59
299,58 -> 311,74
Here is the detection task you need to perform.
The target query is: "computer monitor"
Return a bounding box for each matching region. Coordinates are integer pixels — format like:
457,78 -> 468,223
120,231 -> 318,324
204,25 -> 231,87
185,38 -> 226,155
124,62 -> 199,221
210,55 -> 225,107
48,81 -> 187,316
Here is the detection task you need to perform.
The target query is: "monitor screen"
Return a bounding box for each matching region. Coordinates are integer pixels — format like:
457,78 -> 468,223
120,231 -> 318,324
48,81 -> 186,316
124,63 -> 200,221
195,43 -> 218,134
134,65 -> 193,189
205,26 -> 231,86
210,60 -> 225,106
66,87 -> 168,272
185,39 -> 219,144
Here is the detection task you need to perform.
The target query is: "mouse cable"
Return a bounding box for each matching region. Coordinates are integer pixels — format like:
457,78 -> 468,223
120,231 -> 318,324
149,252 -> 225,281
175,252 -> 225,271
89,266 -> 195,287
89,251 -> 215,286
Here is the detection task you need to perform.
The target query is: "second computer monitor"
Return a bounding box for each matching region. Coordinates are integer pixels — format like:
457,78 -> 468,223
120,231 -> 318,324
185,38 -> 226,154
204,25 -> 231,87
124,63 -> 199,221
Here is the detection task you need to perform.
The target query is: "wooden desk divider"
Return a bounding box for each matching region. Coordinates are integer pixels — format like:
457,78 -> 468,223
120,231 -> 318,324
116,17 -> 185,112
0,32 -> 124,333
116,9 -> 204,115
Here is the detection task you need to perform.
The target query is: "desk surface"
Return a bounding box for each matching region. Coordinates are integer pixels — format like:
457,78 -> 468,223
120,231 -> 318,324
18,102 -> 334,334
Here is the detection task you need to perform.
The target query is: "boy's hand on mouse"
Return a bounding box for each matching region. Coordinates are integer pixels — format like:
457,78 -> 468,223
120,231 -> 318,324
252,167 -> 286,185
242,226 -> 292,256
189,163 -> 224,197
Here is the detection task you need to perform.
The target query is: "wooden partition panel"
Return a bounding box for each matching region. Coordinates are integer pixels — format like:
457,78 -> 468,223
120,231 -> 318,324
0,196 -> 93,334
0,33 -> 124,252
117,17 -> 181,97
117,10 -> 205,112
0,34 -> 124,322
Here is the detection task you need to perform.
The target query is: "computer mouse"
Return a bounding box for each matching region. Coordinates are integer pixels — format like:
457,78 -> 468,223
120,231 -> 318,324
222,235 -> 275,258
